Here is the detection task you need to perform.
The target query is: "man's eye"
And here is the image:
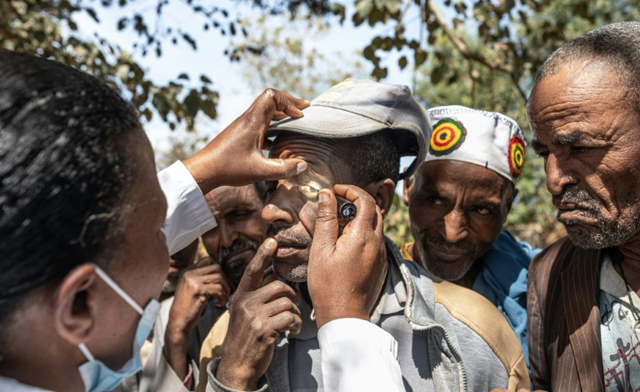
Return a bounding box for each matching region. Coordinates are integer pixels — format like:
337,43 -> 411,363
426,196 -> 444,206
298,184 -> 320,201
230,210 -> 253,218
535,150 -> 549,159
475,207 -> 491,215
571,146 -> 593,154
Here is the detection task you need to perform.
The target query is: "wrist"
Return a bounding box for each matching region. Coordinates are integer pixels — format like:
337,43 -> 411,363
182,152 -> 220,195
216,358 -> 259,391
314,306 -> 369,329
166,322 -> 190,348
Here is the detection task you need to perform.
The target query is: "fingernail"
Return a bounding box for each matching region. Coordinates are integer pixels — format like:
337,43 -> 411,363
265,238 -> 277,249
296,161 -> 307,174
319,190 -> 330,203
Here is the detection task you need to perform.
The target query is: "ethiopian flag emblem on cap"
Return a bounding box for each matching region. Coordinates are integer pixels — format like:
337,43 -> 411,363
508,136 -> 525,178
429,118 -> 467,156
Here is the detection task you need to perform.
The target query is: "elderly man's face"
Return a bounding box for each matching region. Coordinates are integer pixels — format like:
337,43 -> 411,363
528,60 -> 640,248
406,160 -> 513,281
201,185 -> 267,288
263,133 -> 345,282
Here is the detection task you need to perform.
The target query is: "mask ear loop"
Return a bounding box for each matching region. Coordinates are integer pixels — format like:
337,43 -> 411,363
78,342 -> 95,361
93,265 -> 144,315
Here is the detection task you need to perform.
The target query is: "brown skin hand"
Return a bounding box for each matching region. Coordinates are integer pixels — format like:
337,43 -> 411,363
0,130 -> 169,392
404,160 -> 515,289
216,239 -> 302,391
162,239 -> 199,302
164,257 -> 231,381
528,60 -> 640,296
183,89 -> 309,194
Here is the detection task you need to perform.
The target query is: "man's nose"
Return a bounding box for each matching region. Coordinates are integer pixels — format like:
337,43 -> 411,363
441,209 -> 469,243
261,191 -> 296,225
545,153 -> 578,196
219,222 -> 237,250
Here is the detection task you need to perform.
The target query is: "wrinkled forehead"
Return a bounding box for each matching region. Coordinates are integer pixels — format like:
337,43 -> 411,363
269,132 -> 347,180
270,132 -> 338,157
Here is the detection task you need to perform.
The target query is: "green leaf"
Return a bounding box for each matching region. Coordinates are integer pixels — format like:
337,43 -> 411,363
200,75 -> 213,84
201,100 -> 217,119
153,94 -> 172,121
178,73 -> 190,80
398,55 -> 408,70
86,8 -> 100,23
414,49 -> 427,66
431,65 -> 444,84
184,91 -> 200,118
117,18 -> 128,30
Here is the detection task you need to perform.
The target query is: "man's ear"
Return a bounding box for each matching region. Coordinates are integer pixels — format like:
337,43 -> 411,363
502,186 -> 518,224
402,173 -> 414,207
53,264 -> 98,346
365,179 -> 396,219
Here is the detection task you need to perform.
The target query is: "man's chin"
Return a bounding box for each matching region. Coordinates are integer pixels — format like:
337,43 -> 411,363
272,259 -> 308,283
564,224 -> 622,249
419,247 -> 475,281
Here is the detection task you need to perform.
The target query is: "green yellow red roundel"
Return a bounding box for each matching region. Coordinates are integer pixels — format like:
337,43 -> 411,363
508,136 -> 525,178
429,118 -> 467,156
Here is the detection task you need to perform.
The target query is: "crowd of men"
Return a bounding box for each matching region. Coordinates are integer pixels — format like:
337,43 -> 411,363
0,21 -> 639,392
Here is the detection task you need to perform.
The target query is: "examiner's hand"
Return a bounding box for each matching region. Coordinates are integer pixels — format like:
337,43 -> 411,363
216,239 -> 302,391
308,185 -> 387,329
183,89 -> 309,194
164,257 -> 231,380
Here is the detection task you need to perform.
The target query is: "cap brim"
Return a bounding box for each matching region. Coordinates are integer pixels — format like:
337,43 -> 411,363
267,106 -> 388,139
267,105 -> 425,179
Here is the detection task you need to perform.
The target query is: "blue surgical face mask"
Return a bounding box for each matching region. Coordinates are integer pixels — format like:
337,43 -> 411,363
77,265 -> 161,392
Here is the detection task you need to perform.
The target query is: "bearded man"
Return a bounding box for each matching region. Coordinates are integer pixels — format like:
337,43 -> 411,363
141,184 -> 267,391
527,22 -> 640,391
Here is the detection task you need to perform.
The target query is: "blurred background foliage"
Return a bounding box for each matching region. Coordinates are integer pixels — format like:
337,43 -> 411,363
4,0 -> 640,248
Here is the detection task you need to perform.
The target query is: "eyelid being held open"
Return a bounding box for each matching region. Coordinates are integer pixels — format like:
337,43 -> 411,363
295,174 -> 357,222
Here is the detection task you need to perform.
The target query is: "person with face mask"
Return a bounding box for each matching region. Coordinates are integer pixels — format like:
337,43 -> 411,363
0,50 -> 309,392
0,51 -> 408,392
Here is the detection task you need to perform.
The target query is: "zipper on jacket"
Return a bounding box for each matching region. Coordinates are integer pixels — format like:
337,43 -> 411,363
399,262 -> 469,392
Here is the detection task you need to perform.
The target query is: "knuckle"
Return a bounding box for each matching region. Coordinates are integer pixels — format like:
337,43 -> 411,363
250,317 -> 264,332
287,312 -> 296,325
271,280 -> 287,292
286,299 -> 295,311
315,209 -> 336,223
263,88 -> 276,98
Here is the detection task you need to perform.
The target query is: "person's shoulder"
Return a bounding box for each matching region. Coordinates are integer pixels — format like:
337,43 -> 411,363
433,280 -> 526,380
529,236 -> 580,281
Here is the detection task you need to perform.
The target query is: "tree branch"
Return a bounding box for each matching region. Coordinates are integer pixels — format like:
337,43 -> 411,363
425,0 -> 527,102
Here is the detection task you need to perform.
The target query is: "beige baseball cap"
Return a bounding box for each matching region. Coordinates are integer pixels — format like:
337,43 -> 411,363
267,78 -> 431,179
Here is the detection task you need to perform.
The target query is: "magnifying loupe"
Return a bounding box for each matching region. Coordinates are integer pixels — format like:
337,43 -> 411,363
297,179 -> 357,222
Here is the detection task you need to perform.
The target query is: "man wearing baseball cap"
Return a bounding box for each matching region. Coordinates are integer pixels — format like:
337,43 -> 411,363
402,105 -> 540,368
202,80 -> 529,391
